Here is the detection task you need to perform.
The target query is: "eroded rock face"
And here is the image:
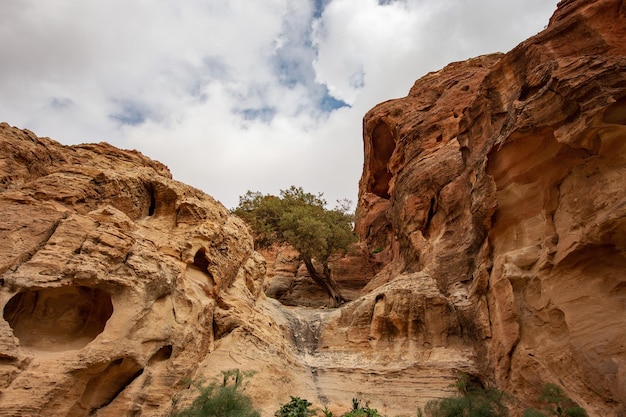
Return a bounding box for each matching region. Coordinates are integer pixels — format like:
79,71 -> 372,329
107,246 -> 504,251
0,123 -> 275,416
4,286 -> 113,351
0,125 -> 466,417
261,243 -> 376,307
2,1 -> 625,415
356,0 -> 626,415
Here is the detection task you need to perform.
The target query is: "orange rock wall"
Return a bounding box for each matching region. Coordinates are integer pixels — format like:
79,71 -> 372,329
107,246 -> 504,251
355,0 -> 626,414
0,123 -> 273,416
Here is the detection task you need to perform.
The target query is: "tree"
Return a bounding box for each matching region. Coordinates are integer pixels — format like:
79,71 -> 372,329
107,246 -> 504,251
233,186 -> 356,307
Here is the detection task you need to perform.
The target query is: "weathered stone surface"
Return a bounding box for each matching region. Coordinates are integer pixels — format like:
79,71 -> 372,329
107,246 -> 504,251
0,123 -> 274,416
0,123 -> 457,417
356,0 -> 626,415
2,0 -> 625,415
261,243 -> 376,307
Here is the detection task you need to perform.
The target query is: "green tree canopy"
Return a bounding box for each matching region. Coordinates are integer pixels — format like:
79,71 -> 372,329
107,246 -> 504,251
232,186 -> 356,306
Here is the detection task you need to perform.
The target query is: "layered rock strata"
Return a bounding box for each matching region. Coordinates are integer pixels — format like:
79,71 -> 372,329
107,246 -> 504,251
1,0 -> 625,415
356,0 -> 626,415
0,123 -> 465,417
0,123 -> 278,416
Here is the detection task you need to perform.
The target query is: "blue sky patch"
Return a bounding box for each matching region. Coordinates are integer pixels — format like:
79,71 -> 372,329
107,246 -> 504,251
313,0 -> 330,18
110,101 -> 150,126
319,90 -> 349,112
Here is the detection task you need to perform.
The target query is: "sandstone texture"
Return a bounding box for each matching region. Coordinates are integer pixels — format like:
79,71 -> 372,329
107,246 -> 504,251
1,0 -> 625,416
261,243 -> 377,307
0,122 -> 278,416
356,0 -> 626,415
0,123 -> 461,417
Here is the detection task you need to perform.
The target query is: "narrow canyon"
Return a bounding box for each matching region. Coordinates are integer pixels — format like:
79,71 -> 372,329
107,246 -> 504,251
1,0 -> 625,416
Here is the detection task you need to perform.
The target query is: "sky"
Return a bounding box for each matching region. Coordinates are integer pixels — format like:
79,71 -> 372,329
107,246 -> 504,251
0,0 -> 559,209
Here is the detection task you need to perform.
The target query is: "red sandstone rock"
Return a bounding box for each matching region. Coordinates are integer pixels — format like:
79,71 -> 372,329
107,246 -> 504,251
0,123 -> 459,417
356,0 -> 626,415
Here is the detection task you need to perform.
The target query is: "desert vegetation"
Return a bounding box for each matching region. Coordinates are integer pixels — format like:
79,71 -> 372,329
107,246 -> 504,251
169,369 -> 260,417
171,371 -> 587,417
420,373 -> 509,417
522,384 -> 588,417
232,186 -> 356,306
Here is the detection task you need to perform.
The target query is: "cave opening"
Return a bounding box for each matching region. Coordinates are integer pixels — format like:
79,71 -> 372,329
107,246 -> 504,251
423,197 -> 437,238
148,344 -> 173,364
3,286 -> 113,351
367,121 -> 396,199
193,248 -> 210,272
146,184 -> 156,216
70,356 -> 144,415
603,97 -> 626,125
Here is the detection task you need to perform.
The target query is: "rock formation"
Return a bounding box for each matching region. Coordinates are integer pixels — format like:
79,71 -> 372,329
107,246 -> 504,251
356,0 -> 626,415
0,122 -> 280,416
1,0 -> 625,416
261,244 -> 376,307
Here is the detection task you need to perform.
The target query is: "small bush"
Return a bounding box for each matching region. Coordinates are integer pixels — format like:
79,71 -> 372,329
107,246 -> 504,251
522,383 -> 587,417
322,406 -> 334,417
170,369 -> 260,417
275,396 -> 316,417
341,398 -> 385,417
423,373 -> 508,417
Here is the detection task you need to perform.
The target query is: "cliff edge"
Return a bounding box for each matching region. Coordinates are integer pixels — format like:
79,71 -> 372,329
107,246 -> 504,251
356,0 -> 626,414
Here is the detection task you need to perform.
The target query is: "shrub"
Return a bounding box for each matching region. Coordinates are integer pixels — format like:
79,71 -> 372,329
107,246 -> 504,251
170,369 -> 260,417
423,373 -> 509,417
275,396 -> 317,417
522,383 -> 587,417
341,398 -> 385,417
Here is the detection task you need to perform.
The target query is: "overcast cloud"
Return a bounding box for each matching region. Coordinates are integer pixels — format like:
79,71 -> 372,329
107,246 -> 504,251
0,0 -> 559,209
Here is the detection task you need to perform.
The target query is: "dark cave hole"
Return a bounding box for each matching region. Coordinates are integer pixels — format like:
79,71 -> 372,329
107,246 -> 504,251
146,184 -> 156,216
3,286 -> 113,351
193,248 -> 210,272
368,121 -> 396,199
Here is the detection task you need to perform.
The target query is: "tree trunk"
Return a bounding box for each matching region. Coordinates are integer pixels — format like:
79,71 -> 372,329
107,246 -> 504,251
301,255 -> 347,307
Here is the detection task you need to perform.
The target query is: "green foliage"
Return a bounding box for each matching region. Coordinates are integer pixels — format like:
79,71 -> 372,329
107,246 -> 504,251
274,396 -> 316,417
170,369 -> 260,417
522,384 -> 587,417
424,373 -> 509,417
341,399 -> 385,417
232,186 -> 356,263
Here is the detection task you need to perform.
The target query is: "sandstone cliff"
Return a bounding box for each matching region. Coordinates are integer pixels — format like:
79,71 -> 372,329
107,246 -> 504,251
356,0 -> 626,415
0,120 -> 464,417
0,121 -> 276,415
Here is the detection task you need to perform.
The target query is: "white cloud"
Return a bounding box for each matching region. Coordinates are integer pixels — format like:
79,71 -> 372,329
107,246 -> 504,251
0,0 -> 559,208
